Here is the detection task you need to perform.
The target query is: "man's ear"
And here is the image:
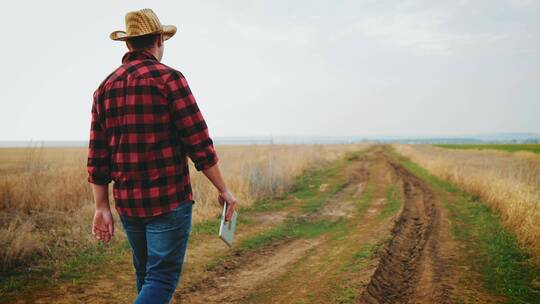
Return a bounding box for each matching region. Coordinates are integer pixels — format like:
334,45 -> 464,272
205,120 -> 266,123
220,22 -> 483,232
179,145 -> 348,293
126,41 -> 133,51
157,34 -> 163,48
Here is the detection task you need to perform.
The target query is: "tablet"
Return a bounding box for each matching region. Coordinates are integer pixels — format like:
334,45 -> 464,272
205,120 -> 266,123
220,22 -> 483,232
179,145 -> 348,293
218,202 -> 238,247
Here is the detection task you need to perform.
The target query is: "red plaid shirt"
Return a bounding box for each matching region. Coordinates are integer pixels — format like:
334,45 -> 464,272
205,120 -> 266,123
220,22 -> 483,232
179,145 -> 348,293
87,50 -> 218,217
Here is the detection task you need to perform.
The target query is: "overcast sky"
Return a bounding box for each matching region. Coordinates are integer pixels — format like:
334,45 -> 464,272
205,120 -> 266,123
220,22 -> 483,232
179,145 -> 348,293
1,0 -> 539,141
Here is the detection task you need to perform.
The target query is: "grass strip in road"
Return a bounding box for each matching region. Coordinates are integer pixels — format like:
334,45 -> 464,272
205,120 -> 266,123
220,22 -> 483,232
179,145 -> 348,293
356,182 -> 373,215
388,147 -> 540,304
236,217 -> 348,255
249,197 -> 294,212
378,186 -> 402,220
295,159 -> 350,214
340,242 -> 376,274
435,144 -> 540,154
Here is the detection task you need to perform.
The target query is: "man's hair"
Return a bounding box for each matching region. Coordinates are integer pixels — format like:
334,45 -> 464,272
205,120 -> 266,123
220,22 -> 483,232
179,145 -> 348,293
126,34 -> 161,50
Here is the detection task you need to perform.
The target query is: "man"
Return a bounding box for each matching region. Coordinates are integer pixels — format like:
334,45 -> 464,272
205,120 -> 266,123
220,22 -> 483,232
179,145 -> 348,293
87,8 -> 236,304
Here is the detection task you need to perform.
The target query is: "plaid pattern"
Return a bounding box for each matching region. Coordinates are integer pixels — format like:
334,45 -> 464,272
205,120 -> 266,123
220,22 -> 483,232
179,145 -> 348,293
87,50 -> 218,217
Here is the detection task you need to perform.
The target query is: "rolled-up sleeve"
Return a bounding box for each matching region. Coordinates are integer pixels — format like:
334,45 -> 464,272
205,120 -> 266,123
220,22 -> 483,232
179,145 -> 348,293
166,71 -> 218,171
87,93 -> 112,185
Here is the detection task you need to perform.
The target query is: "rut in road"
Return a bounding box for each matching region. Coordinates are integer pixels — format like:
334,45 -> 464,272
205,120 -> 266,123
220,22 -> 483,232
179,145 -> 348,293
359,154 -> 452,304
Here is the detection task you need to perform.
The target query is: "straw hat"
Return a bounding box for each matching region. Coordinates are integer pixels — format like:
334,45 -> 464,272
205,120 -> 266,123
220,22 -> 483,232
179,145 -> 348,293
110,8 -> 177,41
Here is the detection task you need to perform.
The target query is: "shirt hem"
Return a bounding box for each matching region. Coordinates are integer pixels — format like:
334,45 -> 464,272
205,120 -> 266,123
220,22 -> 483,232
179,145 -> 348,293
115,199 -> 195,218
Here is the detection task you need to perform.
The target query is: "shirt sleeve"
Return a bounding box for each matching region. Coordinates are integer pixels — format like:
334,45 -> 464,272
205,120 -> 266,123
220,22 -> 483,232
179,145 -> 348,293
87,92 -> 112,185
166,71 -> 219,171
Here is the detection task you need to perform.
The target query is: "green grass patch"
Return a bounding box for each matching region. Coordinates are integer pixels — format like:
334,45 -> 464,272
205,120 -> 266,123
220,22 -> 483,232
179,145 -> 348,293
236,216 -> 348,254
388,146 -> 540,303
335,238 -> 389,303
301,180 -> 348,214
345,149 -> 370,161
250,197 -> 294,212
435,144 -> 540,154
335,285 -> 357,304
191,217 -> 222,236
355,182 -> 373,215
341,236 -> 389,274
292,156 -> 350,214
350,243 -> 375,267
378,186 -> 402,219
59,240 -> 129,281
294,146 -> 369,198
291,168 -> 331,199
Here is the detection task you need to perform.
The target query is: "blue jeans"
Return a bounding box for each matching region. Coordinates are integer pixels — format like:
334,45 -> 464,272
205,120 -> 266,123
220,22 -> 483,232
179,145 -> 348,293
119,202 -> 193,304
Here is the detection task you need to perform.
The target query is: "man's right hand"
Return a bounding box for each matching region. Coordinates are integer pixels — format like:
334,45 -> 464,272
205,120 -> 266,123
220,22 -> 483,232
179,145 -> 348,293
92,207 -> 114,243
218,190 -> 237,222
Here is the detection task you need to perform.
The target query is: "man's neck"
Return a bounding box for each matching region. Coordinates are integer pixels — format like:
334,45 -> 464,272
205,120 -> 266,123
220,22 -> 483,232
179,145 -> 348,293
145,48 -> 160,61
131,48 -> 160,62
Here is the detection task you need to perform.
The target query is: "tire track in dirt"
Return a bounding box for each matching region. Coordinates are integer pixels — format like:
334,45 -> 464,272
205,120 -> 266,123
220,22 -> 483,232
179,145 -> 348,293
359,154 -> 453,304
177,238 -> 322,303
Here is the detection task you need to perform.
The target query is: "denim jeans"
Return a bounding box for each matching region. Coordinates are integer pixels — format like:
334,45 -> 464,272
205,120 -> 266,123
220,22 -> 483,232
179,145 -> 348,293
119,202 -> 193,304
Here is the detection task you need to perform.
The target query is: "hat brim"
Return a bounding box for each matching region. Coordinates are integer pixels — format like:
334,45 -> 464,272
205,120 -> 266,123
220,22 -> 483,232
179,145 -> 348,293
110,25 -> 177,41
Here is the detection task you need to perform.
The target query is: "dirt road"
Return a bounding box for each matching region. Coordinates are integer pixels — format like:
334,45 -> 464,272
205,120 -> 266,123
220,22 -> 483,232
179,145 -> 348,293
13,148 -> 499,303
177,149 -> 461,304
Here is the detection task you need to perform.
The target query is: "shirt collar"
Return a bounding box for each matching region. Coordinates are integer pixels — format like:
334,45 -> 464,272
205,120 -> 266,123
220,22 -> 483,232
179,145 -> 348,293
121,50 -> 158,63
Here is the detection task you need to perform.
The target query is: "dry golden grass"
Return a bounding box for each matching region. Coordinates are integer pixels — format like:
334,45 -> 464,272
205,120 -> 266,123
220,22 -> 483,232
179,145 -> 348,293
394,144 -> 540,259
0,144 -> 365,270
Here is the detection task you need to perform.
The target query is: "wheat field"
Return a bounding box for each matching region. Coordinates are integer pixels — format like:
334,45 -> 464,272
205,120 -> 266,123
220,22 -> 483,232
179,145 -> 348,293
0,144 -> 364,270
394,144 -> 540,259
